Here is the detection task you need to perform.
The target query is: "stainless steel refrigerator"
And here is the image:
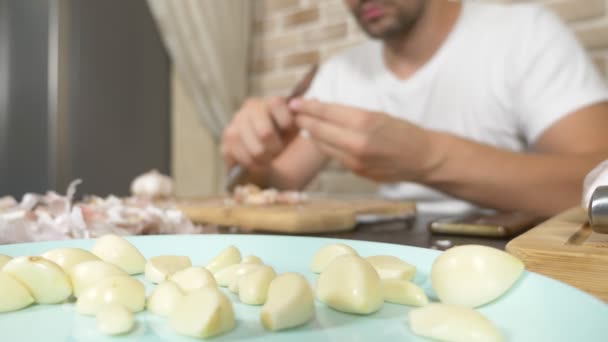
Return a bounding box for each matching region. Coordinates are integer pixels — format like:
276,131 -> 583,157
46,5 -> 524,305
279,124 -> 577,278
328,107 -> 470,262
0,0 -> 170,198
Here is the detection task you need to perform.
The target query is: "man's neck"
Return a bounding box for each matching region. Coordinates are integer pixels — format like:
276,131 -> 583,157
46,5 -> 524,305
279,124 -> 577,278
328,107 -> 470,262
383,0 -> 462,80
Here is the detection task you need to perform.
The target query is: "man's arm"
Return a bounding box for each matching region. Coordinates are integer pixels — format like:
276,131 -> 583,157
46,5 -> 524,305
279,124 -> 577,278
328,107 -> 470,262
292,99 -> 608,216
425,102 -> 608,216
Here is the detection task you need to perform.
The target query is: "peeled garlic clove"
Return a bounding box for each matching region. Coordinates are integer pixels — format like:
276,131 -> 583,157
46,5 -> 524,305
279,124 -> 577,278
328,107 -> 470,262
96,304 -> 135,335
145,255 -> 191,284
214,263 -> 264,287
431,245 -> 524,308
381,279 -> 428,306
408,303 -> 503,342
76,275 -> 145,315
41,248 -> 100,273
261,273 -> 314,331
3,256 -> 72,304
316,255 -> 383,315
170,287 -> 235,338
0,272 -> 34,312
227,264 -> 268,293
241,255 -> 262,264
238,266 -> 276,305
70,260 -> 128,297
0,254 -> 12,269
365,255 -> 416,280
169,267 -> 217,293
205,246 -> 241,273
147,281 -> 184,317
311,243 -> 358,273
91,234 -> 146,275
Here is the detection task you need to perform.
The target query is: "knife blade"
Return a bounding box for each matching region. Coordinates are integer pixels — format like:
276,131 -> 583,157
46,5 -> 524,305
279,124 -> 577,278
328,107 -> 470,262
224,64 -> 318,192
589,185 -> 608,233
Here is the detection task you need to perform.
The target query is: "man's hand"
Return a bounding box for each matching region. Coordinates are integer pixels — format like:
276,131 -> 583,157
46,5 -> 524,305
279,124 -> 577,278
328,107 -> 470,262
222,97 -> 298,172
290,98 -> 443,183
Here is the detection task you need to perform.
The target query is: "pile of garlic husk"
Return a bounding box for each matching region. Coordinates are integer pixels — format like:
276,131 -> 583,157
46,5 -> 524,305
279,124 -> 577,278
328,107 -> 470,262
0,180 -> 203,244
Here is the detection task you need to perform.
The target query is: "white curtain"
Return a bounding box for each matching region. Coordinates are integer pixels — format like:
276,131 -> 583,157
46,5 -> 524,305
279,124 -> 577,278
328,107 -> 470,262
147,0 -> 251,141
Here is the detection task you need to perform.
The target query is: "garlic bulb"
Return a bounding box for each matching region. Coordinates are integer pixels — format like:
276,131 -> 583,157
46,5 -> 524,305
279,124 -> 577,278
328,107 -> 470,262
130,169 -> 173,199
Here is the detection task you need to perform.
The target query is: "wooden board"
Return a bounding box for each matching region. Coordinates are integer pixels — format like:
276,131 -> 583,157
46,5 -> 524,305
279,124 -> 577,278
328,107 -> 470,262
506,207 -> 608,302
177,197 -> 416,234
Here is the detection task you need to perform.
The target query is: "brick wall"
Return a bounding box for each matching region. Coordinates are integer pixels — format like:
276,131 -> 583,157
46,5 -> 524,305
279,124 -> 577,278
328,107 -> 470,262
249,0 -> 608,193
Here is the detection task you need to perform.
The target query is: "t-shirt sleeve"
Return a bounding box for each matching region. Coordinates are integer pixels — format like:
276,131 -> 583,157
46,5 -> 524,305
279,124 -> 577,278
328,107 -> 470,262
511,6 -> 608,144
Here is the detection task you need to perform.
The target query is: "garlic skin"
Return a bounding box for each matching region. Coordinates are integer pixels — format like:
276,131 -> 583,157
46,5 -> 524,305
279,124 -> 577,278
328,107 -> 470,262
91,234 -> 146,275
147,281 -> 184,317
316,255 -> 383,315
381,279 -> 428,306
170,287 -> 236,339
311,243 -> 358,273
261,273 -> 314,331
145,255 -> 192,284
76,275 -> 145,315
96,304 -> 135,335
0,254 -> 12,269
431,245 -> 524,308
0,272 -> 34,312
365,255 -> 416,280
408,303 -> 503,342
205,246 -> 241,273
70,260 -> 128,297
237,266 -> 276,305
130,169 -> 173,199
169,267 -> 217,293
3,256 -> 72,304
41,248 -> 100,273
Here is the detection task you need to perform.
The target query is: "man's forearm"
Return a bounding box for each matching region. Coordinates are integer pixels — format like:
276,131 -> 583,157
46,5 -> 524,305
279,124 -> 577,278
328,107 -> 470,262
424,132 -> 608,216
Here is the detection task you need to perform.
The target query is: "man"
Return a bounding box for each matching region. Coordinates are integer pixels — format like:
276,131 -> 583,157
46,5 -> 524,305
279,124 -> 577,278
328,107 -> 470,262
222,0 -> 608,216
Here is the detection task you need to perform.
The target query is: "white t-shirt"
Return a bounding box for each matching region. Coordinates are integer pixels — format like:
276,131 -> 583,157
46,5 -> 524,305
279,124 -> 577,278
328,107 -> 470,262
305,2 -> 608,214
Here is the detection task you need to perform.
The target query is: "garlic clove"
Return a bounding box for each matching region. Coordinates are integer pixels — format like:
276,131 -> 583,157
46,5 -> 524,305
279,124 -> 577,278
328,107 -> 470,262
3,256 -> 72,304
365,255 -> 416,280
261,273 -> 314,331
316,254 -> 383,315
227,264 -> 269,294
169,267 -> 217,293
0,254 -> 12,269
214,263 -> 264,288
76,275 -> 145,315
205,246 -> 241,273
0,272 -> 34,312
311,243 -> 358,273
169,287 -> 235,338
130,169 -> 173,199
408,303 -> 503,342
241,255 -> 263,265
147,281 -> 184,317
381,279 -> 428,306
145,255 -> 191,284
41,248 -> 100,273
431,245 -> 524,308
70,260 -> 128,297
96,304 -> 135,335
238,266 -> 276,305
91,234 -> 146,275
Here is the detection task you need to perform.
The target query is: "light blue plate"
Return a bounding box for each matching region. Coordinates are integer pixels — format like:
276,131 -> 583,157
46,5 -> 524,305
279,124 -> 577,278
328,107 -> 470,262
1,234 -> 607,341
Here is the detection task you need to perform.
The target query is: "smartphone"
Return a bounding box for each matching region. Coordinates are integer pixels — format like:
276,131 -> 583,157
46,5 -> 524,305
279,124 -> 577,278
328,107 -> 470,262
429,212 -> 545,238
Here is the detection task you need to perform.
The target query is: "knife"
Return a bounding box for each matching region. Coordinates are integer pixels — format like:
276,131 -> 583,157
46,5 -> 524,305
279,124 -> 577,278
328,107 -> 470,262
589,185 -> 608,233
224,64 -> 319,192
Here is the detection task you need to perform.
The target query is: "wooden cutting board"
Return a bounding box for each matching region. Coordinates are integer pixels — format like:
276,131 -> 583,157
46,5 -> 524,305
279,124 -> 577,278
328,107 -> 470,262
177,197 -> 416,233
506,207 -> 608,302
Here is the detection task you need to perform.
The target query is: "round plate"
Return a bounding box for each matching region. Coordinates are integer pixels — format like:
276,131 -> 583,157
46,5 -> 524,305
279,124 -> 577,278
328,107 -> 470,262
1,235 -> 606,341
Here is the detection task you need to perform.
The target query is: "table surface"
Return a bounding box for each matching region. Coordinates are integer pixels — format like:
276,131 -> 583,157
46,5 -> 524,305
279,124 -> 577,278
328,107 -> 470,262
216,214 -> 510,251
